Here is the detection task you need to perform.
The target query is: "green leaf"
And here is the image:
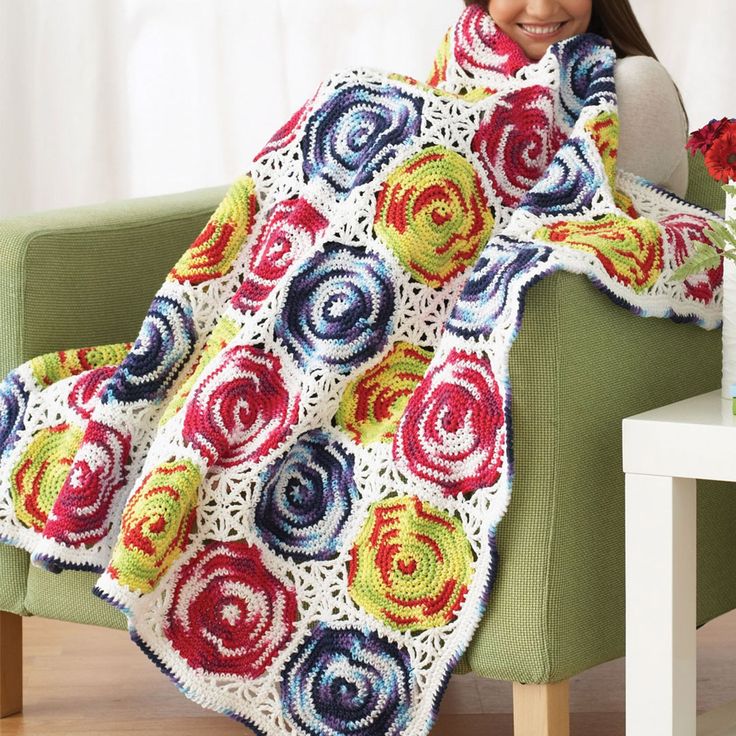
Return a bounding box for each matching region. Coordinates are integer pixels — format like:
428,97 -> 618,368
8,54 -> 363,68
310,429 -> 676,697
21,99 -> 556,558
722,183 -> 736,197
671,242 -> 722,281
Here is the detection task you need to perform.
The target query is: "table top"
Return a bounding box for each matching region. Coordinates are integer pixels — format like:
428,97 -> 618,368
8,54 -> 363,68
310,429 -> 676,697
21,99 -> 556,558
622,390 -> 736,482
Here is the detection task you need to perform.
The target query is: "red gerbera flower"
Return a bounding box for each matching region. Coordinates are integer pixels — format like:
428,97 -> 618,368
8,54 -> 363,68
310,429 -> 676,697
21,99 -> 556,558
703,130 -> 736,183
686,117 -> 734,156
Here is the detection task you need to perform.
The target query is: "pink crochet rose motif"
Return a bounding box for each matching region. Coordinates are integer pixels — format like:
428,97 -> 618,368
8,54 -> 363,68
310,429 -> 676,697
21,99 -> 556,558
393,349 -> 506,495
472,85 -> 566,209
163,541 -> 298,677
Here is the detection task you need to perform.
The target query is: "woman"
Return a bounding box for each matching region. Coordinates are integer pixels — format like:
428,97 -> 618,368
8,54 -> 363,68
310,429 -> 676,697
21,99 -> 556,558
464,0 -> 690,198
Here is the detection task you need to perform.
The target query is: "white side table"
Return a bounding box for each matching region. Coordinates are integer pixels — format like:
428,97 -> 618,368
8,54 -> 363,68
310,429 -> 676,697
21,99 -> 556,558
623,389 -> 736,736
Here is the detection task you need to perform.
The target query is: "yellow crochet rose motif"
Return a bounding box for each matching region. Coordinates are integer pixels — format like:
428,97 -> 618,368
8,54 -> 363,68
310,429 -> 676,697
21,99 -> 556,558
348,495 -> 474,631
109,459 -> 201,593
168,175 -> 258,285
335,342 -> 433,444
374,145 -> 494,288
534,214 -> 664,292
11,423 -> 84,531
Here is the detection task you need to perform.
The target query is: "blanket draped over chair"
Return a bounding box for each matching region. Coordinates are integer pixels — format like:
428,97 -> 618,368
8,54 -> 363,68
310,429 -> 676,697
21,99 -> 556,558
0,6 -> 722,735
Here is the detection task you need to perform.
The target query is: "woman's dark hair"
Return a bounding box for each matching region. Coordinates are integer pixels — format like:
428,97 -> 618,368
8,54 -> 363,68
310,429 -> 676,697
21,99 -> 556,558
462,0 -> 689,128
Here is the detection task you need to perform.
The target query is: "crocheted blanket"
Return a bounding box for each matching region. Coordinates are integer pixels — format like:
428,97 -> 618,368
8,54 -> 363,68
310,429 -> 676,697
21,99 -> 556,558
0,6 -> 722,735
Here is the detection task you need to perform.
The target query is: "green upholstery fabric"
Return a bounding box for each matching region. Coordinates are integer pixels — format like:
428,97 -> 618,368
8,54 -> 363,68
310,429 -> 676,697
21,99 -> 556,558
2,161 -> 733,679
0,544 -> 29,616
24,567 -> 127,631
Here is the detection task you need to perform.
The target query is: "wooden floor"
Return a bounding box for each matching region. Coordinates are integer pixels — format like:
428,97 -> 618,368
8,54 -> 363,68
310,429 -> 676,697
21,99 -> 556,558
2,610 -> 736,735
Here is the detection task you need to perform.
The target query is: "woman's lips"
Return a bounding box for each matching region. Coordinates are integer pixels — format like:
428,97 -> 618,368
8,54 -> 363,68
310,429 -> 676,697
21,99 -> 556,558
517,21 -> 568,40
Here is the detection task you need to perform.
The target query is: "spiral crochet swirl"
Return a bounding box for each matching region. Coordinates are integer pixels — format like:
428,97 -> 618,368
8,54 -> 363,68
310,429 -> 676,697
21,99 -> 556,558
281,622 -> 413,736
348,495 -> 474,630
103,294 -> 197,405
393,349 -> 506,495
301,83 -> 424,199
163,541 -> 298,678
255,429 -> 358,563
374,145 -> 495,287
275,242 -> 395,375
10,424 -> 84,532
182,344 -> 300,469
109,459 -> 200,593
0,372 -> 29,462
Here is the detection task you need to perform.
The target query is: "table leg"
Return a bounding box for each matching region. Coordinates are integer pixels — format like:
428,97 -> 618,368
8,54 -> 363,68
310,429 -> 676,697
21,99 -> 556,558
625,473 -> 697,736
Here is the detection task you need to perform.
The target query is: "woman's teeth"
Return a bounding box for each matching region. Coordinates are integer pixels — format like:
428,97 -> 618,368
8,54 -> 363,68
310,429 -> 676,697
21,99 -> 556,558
519,23 -> 565,35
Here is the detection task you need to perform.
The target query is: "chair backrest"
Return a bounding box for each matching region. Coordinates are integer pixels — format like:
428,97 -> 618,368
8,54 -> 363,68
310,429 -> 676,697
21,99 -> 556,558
686,150 -> 727,214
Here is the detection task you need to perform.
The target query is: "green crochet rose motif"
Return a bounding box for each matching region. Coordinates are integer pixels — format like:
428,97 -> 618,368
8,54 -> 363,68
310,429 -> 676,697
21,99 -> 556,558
109,458 -> 201,593
348,495 -> 474,631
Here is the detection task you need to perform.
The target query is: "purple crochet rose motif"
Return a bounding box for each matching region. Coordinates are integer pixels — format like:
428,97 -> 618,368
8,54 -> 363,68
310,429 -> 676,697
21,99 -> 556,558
274,242 -> 395,375
281,622 -> 413,736
0,372 -> 29,462
102,293 -> 196,404
552,33 -> 616,129
255,429 -> 358,563
447,236 -> 555,338
301,83 -> 424,199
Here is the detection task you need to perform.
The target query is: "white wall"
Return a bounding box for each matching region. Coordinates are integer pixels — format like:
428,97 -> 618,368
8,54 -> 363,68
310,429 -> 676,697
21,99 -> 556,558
0,0 -> 732,217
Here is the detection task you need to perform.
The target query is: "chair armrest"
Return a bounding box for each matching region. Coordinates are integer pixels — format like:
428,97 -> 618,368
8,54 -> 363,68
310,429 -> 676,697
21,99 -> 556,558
0,185 -> 229,377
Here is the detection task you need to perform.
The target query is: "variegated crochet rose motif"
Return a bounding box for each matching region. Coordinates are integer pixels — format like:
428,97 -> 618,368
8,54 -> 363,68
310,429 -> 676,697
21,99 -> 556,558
472,85 -> 566,209
348,495 -> 474,631
255,429 -> 358,563
447,237 -> 555,338
167,174 -> 259,285
335,341 -> 433,444
102,293 -> 196,405
67,366 -> 117,420
281,623 -> 413,736
163,541 -> 298,678
10,423 -> 84,532
393,349 -> 506,495
0,372 -> 29,462
108,459 -> 200,593
29,343 -> 131,387
231,196 -> 329,315
301,83 -> 424,199
520,135 -> 604,216
42,420 -> 132,548
552,33 -> 617,129
374,145 -> 494,288
534,214 -> 664,293
182,344 -> 299,469
661,213 -> 723,304
453,4 -> 531,77
274,243 -> 395,375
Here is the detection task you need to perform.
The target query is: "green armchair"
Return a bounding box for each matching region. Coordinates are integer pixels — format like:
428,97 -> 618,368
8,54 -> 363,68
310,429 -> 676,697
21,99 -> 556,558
0,154 -> 732,734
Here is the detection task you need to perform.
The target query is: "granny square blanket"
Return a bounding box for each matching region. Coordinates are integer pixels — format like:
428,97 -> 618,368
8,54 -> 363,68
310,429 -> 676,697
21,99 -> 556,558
0,6 -> 722,735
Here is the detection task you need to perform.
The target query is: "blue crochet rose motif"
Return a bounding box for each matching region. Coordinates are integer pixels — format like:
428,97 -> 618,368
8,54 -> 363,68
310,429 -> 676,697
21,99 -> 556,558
103,293 -> 196,404
275,242 -> 395,375
0,372 -> 29,461
520,135 -> 605,217
447,237 -> 556,338
281,623 -> 413,736
553,34 -> 616,129
301,83 -> 424,199
255,429 -> 358,563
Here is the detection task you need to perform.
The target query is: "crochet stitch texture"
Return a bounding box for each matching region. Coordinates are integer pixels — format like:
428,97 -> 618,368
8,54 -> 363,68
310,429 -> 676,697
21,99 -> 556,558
0,6 -> 723,735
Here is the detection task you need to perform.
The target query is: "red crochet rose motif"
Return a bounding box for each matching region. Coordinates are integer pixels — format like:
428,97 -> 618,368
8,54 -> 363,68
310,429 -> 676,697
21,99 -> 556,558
231,197 -> 328,314
253,95 -> 314,160
392,349 -> 505,495
661,213 -> 723,304
182,344 -> 299,469
67,366 -> 117,420
163,541 -> 298,677
472,85 -> 566,208
43,420 -> 132,547
454,5 -> 531,78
